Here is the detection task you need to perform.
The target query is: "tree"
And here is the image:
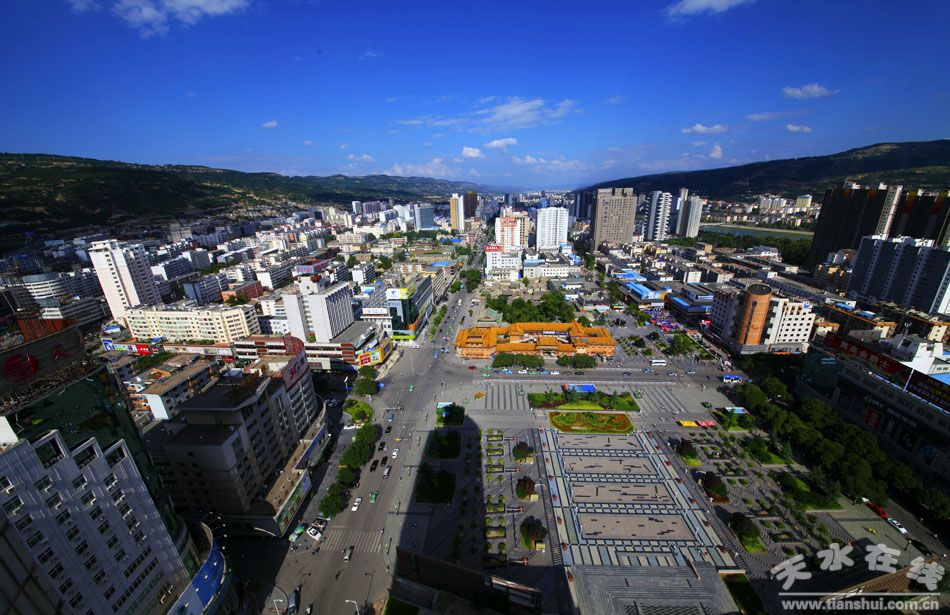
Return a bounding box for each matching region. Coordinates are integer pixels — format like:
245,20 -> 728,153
729,512 -> 759,540
761,376 -> 790,403
515,476 -> 536,499
701,471 -> 728,499
577,316 -> 592,327
376,255 -> 392,270
512,442 -> 534,462
358,366 -> 378,380
353,378 -> 378,396
346,255 -> 358,268
336,466 -> 359,487
519,517 -> 547,549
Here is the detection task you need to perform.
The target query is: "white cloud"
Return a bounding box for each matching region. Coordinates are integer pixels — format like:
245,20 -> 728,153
102,0 -> 250,37
708,143 -> 724,159
398,96 -> 575,132
681,122 -> 727,134
67,0 -> 100,11
340,144 -> 348,150
666,0 -> 754,18
386,158 -> 460,179
785,123 -> 813,133
346,153 -> 374,162
359,50 -> 382,60
783,82 -> 837,99
691,140 -> 708,147
484,137 -> 517,150
745,110 -> 802,122
477,96 -> 497,104
467,168 -> 481,177
261,119 -> 279,129
512,154 -> 588,174
603,95 -> 625,105
303,139 -> 313,146
461,146 -> 484,159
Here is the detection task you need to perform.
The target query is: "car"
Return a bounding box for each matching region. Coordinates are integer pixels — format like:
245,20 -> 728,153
342,423 -> 358,430
574,371 -> 585,375
369,460 -> 379,472
343,545 -> 354,561
381,456 -> 388,466
385,425 -> 392,434
378,441 -> 386,452
623,371 -> 632,376
306,526 -> 323,541
886,518 -> 908,534
387,413 -> 395,422
313,516 -> 328,530
370,490 -> 379,503
351,497 -> 362,512
686,370 -> 696,375
861,498 -> 889,519
392,448 -> 399,459
383,466 -> 392,478
468,365 -> 476,370
643,368 -> 653,373
408,385 -> 414,392
518,370 -> 528,374
550,370 -> 560,375
667,371 -> 677,376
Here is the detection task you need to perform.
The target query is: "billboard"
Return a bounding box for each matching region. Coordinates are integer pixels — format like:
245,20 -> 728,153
823,333 -> 912,382
484,244 -> 502,252
906,371 -> 950,413
161,344 -> 234,357
386,288 -> 410,300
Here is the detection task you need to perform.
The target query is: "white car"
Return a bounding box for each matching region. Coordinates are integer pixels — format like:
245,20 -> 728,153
887,518 -> 908,535
391,448 -> 399,459
342,423 -> 358,430
307,527 -> 323,541
550,370 -> 560,375
351,497 -> 362,512
518,370 -> 528,374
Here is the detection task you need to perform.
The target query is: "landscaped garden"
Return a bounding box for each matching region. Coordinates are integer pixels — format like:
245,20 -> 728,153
729,512 -> 765,553
772,471 -> 841,510
741,436 -> 785,465
675,438 -> 702,466
699,470 -> 729,502
435,402 -> 465,426
512,441 -> 534,462
425,430 -> 462,459
519,517 -> 548,550
415,462 -> 457,504
529,390 -> 640,411
342,399 -> 373,423
548,411 -> 634,434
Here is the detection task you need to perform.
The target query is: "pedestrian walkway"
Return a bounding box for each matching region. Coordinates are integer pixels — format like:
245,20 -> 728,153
484,383 -> 529,413
321,528 -> 385,553
639,386 -> 685,413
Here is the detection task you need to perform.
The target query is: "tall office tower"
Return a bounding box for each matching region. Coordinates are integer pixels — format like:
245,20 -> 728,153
494,215 -> 527,251
463,192 -> 478,218
795,195 -> 813,211
285,282 -> 355,343
806,183 -> 903,266
413,204 -> 436,230
571,190 -> 594,219
590,188 -> 637,249
889,190 -> 950,247
669,187 -> 689,234
676,195 -> 705,238
449,193 -> 465,231
351,201 -> 362,214
645,191 -> 673,241
89,240 -> 162,323
848,235 -> 950,315
535,207 -> 569,251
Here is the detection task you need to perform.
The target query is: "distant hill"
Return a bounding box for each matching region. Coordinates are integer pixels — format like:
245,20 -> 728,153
587,140 -> 950,199
0,153 -> 503,238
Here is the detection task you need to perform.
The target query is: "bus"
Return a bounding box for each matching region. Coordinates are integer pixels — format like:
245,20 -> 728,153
650,359 -> 667,367
721,374 -> 743,384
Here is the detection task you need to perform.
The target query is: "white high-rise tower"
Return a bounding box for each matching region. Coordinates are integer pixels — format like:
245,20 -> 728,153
89,240 -> 162,323
535,207 -> 569,251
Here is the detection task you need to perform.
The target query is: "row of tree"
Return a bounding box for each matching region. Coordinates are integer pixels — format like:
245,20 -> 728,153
555,354 -> 597,368
319,422 -> 380,516
485,292 -> 574,323
733,380 -> 950,521
491,352 -> 544,369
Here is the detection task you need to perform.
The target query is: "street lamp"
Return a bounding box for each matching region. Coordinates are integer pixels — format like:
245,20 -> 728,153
345,599 -> 361,615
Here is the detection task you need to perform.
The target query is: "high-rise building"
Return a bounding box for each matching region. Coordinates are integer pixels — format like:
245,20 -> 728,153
889,190 -> 950,247
795,195 -> 813,211
449,194 -> 465,231
285,282 -> 355,343
848,235 -> 950,315
463,192 -> 478,218
676,195 -> 705,238
386,276 -> 433,340
495,215 -> 528,251
89,240 -> 162,323
645,191 -> 672,241
590,188 -> 636,249
535,207 -> 569,251
571,190 -> 594,219
0,368 -> 191,615
413,204 -> 436,230
807,183 -> 903,266
711,283 -> 815,353
669,187 -> 689,234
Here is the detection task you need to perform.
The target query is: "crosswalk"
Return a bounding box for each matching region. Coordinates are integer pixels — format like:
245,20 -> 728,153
637,386 -> 687,413
320,528 -> 385,553
483,383 -> 530,412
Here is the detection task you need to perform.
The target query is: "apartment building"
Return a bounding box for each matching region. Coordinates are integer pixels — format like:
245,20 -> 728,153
89,240 -> 162,323
125,303 -> 260,344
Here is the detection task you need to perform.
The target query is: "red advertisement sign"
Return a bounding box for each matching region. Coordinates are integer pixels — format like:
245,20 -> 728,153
823,333 -> 911,380
485,244 -> 502,252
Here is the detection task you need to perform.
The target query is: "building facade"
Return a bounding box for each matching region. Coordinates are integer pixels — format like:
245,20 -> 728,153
125,303 -> 260,344
646,191 -> 672,242
89,240 -> 162,323
536,207 -> 569,251
848,235 -> 950,315
591,188 -> 636,249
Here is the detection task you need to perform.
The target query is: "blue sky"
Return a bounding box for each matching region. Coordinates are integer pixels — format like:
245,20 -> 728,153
1,0 -> 948,188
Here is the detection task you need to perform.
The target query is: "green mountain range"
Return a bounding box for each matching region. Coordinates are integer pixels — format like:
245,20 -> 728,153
0,153 -> 499,239
587,140 -> 950,199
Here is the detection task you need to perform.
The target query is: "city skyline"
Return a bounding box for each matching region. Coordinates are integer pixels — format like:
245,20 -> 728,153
1,0 -> 948,187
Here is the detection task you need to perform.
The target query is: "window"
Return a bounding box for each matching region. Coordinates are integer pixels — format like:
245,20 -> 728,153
65,526 -> 81,541
74,541 -> 89,557
98,521 -> 110,535
55,510 -> 71,525
93,570 -> 106,585
89,506 -> 103,520
111,489 -> 124,503
68,593 -> 84,609
103,474 -> 117,489
83,556 -> 98,570
104,586 -> 116,600
34,476 -> 52,492
2,496 -> 23,514
71,475 -> 87,490
81,492 -> 95,507
0,476 -> 10,491
114,548 -> 126,562
38,548 -> 55,564
49,563 -> 65,580
119,502 -> 132,518
106,535 -> 118,549
27,532 -> 45,548
58,579 -> 74,595
15,515 -> 33,531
